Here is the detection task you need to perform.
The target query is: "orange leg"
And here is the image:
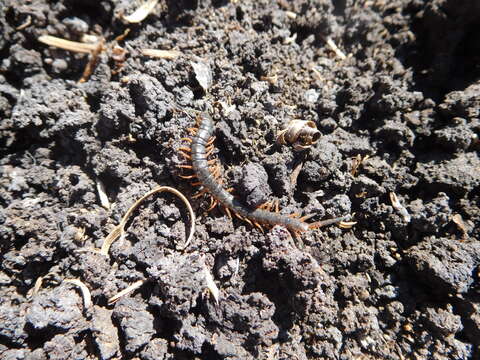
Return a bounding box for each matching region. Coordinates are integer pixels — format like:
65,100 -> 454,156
178,146 -> 191,153
192,189 -> 207,198
179,151 -> 191,160
207,197 -> 218,211
181,137 -> 193,143
179,174 -> 197,179
176,164 -> 193,169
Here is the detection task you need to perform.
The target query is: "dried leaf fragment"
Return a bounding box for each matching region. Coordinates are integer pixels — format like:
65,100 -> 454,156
141,49 -> 182,60
123,0 -> 159,23
191,61 -> 212,92
38,35 -> 99,54
451,214 -> 468,240
96,178 -> 111,210
203,265 -> 219,304
64,279 -> 92,308
277,120 -> 321,151
390,192 -> 411,223
100,186 -> 196,256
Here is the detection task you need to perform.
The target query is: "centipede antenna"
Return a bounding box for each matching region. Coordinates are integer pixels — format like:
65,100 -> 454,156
309,215 -> 351,229
300,214 -> 315,222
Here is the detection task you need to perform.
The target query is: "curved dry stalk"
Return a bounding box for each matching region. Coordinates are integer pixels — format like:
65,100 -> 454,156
64,279 -> 92,309
100,186 -> 196,256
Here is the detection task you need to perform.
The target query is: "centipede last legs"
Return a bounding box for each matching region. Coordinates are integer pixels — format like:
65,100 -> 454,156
179,113 -> 351,236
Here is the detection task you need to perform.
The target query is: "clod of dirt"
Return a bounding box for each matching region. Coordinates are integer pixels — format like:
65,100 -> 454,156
112,297 -> 157,354
91,306 -> 120,360
405,237 -> 480,294
235,162 -> 271,208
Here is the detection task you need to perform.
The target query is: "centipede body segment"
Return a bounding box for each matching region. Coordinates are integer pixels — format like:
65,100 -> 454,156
180,113 -> 350,235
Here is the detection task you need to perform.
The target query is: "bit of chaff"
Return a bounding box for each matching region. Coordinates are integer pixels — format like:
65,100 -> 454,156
96,177 -> 111,210
390,192 -> 411,223
100,186 -> 196,256
285,11 -> 297,19
141,49 -> 182,60
123,0 -> 159,23
108,280 -> 145,304
451,214 -> 468,240
64,279 -> 92,308
203,264 -> 219,304
38,35 -> 100,54
325,37 -> 347,60
338,221 -> 357,229
277,120 -> 321,151
351,154 -> 370,176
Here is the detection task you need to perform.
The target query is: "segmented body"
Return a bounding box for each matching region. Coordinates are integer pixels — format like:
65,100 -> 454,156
191,114 -> 311,233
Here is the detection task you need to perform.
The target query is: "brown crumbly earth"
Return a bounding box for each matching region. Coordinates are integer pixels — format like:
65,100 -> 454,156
1,0 -> 480,359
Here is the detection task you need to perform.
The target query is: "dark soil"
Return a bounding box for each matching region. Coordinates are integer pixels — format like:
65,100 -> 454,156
1,0 -> 480,359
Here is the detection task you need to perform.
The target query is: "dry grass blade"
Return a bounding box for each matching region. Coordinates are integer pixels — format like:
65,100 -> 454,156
38,35 -> 99,54
123,0 -> 159,23
108,280 -> 145,304
100,186 -> 196,256
64,279 -> 92,308
389,192 -> 411,223
141,49 -> 182,59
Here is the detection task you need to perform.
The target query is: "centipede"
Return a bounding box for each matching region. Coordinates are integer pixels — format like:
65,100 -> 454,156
178,112 -> 351,236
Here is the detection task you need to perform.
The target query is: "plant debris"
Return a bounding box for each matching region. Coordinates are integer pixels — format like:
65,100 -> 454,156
64,279 -> 92,309
390,192 -> 411,223
122,0 -> 159,23
277,120 -> 321,151
100,186 -> 196,256
141,48 -> 182,59
108,280 -> 145,304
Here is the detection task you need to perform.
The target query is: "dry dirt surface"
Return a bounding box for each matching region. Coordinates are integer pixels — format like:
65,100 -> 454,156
1,0 -> 480,359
